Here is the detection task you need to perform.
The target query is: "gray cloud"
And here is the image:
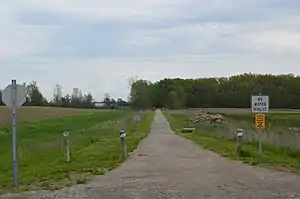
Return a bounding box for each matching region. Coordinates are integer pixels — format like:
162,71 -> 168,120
0,0 -> 300,100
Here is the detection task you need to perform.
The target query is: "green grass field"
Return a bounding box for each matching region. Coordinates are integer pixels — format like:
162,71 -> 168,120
169,108 -> 300,149
0,109 -> 155,193
163,109 -> 300,173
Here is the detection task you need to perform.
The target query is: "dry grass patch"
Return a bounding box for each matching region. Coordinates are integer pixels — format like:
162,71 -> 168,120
0,106 -> 98,124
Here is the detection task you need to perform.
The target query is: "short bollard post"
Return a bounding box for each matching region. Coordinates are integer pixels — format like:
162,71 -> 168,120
236,128 -> 244,156
63,131 -> 70,162
120,129 -> 127,160
137,114 -> 140,133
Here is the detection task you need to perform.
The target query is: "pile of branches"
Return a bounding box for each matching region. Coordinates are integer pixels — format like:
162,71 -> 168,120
192,110 -> 226,124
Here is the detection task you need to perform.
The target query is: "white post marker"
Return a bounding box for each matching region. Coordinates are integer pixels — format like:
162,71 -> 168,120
1,80 -> 26,186
63,131 -> 70,162
120,130 -> 127,160
251,94 -> 269,160
137,113 -> 140,133
236,128 -> 244,154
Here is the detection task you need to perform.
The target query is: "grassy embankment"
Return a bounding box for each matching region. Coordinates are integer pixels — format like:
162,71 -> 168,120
163,110 -> 300,172
0,109 -> 155,193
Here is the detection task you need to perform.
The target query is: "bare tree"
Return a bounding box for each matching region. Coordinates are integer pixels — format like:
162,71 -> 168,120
53,84 -> 63,105
103,93 -> 111,108
71,88 -> 84,107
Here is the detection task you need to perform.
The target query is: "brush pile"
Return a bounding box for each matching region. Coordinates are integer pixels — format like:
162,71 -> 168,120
193,110 -> 226,124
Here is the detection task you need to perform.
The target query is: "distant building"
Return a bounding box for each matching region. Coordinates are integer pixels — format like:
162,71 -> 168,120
93,102 -> 105,108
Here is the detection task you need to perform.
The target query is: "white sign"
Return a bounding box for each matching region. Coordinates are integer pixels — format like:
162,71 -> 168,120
251,95 -> 269,113
2,84 -> 26,108
237,132 -> 244,137
120,133 -> 126,138
63,131 -> 69,137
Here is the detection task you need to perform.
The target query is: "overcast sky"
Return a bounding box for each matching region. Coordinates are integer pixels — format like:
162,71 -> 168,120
1,1 -> 300,101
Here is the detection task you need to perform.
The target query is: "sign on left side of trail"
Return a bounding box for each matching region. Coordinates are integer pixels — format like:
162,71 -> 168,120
2,80 -> 26,108
1,79 -> 27,186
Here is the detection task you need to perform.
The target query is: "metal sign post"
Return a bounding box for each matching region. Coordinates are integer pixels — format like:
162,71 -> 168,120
251,93 -> 268,162
1,80 -> 26,186
11,80 -> 18,186
255,114 -> 265,160
258,128 -> 263,160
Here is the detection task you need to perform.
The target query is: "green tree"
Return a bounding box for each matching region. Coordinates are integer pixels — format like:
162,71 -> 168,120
103,93 -> 111,108
61,94 -> 71,107
83,93 -> 94,106
23,81 -> 46,106
167,90 -> 181,109
134,73 -> 300,109
129,79 -> 152,109
71,88 -> 83,108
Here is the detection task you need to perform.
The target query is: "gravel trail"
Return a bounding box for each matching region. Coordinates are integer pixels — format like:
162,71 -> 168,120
2,110 -> 300,199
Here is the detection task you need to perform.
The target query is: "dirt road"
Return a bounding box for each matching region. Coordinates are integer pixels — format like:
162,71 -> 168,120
3,110 -> 300,199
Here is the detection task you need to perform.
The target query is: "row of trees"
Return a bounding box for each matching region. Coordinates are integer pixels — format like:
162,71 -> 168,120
129,73 -> 300,109
0,81 -> 129,109
3,73 -> 299,110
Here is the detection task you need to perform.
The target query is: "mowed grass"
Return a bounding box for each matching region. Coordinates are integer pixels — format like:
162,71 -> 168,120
171,108 -> 300,149
0,108 -> 155,193
163,110 -> 300,173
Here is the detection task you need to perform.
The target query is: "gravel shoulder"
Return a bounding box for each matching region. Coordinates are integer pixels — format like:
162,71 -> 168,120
2,110 -> 300,199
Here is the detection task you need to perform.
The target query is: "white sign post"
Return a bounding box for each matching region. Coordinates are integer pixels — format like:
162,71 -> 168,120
251,94 -> 269,161
1,80 -> 26,186
251,95 -> 269,113
120,130 -> 127,160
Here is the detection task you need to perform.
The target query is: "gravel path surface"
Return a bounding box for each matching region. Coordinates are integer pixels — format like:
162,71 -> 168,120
2,110 -> 300,199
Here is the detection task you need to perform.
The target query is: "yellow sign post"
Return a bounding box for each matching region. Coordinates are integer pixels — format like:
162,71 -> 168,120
255,114 -> 266,129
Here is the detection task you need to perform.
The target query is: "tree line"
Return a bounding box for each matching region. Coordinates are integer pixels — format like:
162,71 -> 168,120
0,81 -> 129,109
129,73 -> 300,109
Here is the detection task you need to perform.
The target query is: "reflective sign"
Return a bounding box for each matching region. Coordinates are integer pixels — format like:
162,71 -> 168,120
255,114 -> 266,129
2,84 -> 26,108
251,95 -> 269,113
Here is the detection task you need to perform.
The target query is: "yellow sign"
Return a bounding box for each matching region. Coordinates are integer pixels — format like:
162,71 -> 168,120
255,114 -> 265,129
